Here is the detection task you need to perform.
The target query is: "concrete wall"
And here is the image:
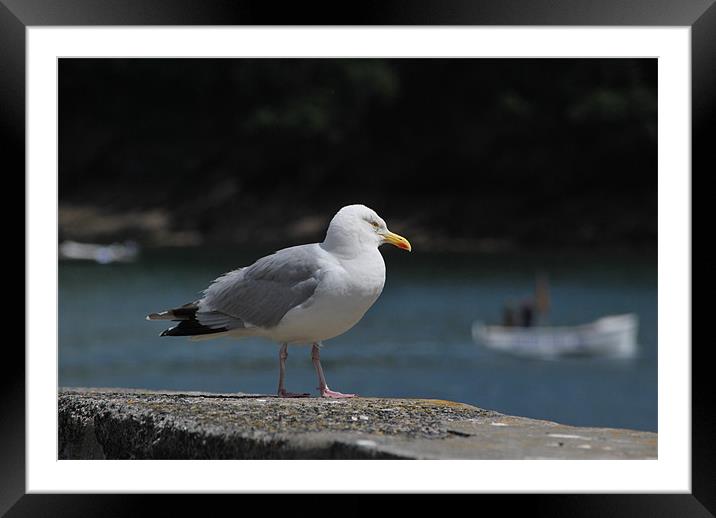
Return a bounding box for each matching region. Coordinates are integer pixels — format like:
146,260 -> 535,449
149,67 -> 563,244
59,388 -> 657,460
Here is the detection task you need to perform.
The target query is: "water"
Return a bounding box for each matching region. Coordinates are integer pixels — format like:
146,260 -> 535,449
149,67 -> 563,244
59,247 -> 657,432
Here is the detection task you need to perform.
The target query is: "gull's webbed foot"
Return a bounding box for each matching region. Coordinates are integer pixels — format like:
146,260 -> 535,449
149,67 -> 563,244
319,387 -> 356,399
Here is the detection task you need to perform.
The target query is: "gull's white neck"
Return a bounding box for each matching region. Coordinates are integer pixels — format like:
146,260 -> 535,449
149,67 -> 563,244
320,236 -> 378,259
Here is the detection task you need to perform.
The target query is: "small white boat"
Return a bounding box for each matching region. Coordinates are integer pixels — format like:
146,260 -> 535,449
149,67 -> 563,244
59,240 -> 140,264
472,313 -> 639,358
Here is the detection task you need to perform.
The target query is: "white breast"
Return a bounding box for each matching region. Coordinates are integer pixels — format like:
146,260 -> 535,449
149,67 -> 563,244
266,248 -> 386,344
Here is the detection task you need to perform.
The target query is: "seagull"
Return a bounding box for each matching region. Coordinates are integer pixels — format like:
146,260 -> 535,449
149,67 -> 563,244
147,204 -> 412,399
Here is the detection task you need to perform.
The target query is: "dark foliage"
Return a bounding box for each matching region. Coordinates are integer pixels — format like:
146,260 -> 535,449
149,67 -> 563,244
59,58 -> 656,249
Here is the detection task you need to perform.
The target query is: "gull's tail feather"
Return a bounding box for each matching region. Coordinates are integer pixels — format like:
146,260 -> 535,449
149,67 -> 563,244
146,302 -> 199,321
159,319 -> 228,337
147,302 -> 228,339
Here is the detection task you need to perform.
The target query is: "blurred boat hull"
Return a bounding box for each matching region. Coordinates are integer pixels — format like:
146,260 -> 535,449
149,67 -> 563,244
472,313 -> 638,358
59,240 -> 139,264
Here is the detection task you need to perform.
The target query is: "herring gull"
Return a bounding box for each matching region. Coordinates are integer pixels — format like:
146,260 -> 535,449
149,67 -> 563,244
147,204 -> 411,398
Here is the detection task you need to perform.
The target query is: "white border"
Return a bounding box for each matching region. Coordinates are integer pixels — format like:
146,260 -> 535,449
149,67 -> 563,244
28,27 -> 691,492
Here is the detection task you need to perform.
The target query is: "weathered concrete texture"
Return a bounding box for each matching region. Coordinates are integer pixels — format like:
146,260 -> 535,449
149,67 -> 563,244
59,388 -> 657,460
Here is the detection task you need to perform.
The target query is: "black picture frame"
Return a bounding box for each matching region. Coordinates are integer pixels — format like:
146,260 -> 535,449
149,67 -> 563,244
5,0 -> 707,514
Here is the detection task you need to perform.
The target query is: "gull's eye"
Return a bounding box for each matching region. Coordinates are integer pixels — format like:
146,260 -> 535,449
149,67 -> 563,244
370,221 -> 380,229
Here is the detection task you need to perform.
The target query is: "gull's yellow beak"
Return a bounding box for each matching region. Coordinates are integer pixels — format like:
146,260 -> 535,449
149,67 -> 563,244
381,230 -> 412,252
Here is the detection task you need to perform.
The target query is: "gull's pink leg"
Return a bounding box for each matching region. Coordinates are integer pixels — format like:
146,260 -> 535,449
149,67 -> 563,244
312,343 -> 356,398
277,343 -> 309,398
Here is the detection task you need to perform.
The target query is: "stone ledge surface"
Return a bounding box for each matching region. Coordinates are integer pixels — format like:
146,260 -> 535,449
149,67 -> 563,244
59,387 -> 657,460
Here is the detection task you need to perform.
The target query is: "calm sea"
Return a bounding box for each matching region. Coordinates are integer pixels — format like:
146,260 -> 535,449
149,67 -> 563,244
59,246 -> 657,432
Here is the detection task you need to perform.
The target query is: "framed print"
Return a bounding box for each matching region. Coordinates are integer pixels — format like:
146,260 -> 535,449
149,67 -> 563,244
6,0 -> 708,513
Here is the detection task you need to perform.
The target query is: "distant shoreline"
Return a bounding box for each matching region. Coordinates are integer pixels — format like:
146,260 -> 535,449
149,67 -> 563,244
58,203 -> 657,254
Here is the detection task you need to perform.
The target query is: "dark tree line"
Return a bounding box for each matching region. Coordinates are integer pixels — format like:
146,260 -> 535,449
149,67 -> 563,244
59,58 -> 656,249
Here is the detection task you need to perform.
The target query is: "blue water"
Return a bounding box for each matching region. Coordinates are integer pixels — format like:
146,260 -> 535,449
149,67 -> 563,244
59,247 -> 657,432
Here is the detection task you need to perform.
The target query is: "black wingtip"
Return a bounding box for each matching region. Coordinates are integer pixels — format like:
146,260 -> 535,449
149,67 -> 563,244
159,320 -> 227,338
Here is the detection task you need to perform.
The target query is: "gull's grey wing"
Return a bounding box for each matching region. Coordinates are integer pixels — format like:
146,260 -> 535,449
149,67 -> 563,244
198,245 -> 322,329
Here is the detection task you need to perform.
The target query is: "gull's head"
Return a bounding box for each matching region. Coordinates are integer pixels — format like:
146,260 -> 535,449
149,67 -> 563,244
323,204 -> 412,253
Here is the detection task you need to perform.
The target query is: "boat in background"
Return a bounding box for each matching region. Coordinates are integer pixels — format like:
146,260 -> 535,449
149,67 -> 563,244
472,313 -> 639,358
59,240 -> 140,264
